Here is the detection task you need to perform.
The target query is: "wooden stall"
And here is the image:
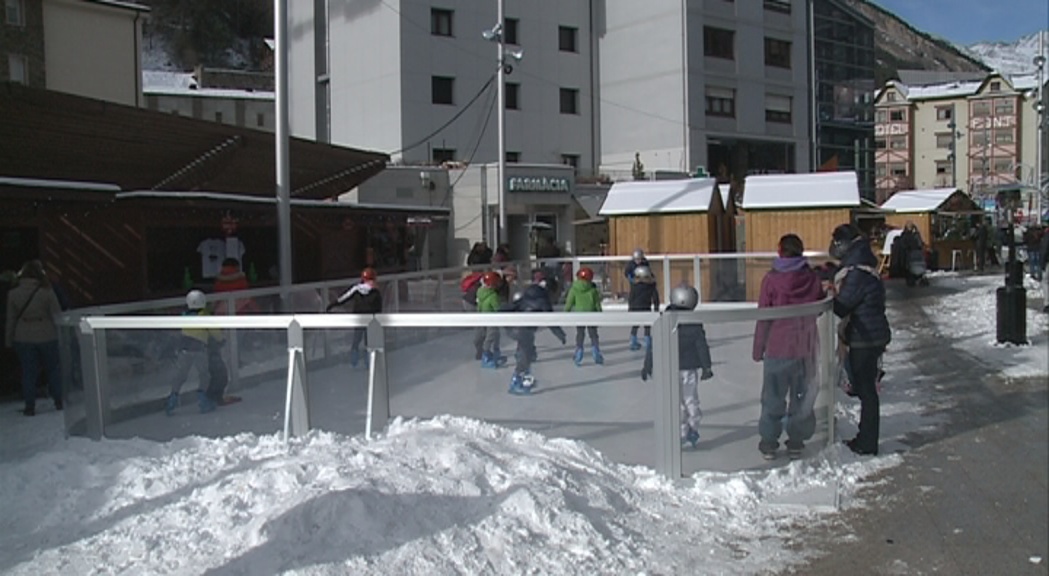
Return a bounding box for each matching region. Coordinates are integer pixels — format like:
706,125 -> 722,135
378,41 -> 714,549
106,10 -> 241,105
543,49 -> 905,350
599,178 -> 724,298
880,188 -> 983,270
741,172 -> 861,300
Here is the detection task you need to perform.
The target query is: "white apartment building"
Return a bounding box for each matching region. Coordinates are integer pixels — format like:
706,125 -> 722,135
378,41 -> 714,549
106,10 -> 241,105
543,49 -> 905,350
874,72 -> 1047,205
287,0 -> 814,260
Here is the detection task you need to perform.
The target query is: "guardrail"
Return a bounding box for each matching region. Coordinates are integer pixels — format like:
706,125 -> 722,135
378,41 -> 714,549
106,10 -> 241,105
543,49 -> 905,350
74,298 -> 835,479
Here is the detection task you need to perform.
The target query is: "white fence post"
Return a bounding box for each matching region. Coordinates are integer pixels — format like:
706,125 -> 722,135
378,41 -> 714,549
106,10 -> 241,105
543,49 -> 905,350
282,319 -> 311,440
77,318 -> 106,441
693,256 -> 703,303
819,308 -> 837,446
365,317 -> 389,439
651,313 -> 681,479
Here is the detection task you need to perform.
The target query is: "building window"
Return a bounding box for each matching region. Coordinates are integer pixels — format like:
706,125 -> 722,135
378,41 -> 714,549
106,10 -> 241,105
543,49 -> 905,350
765,94 -> 791,123
875,110 -> 887,123
431,8 -> 453,37
992,158 -> 1012,173
504,18 -> 519,45
886,92 -> 897,102
935,132 -> 952,149
704,27 -> 734,60
936,106 -> 953,121
935,161 -> 950,175
994,99 -> 1014,116
972,101 -> 990,116
989,81 -> 1001,92
764,0 -> 791,14
889,109 -> 904,122
890,163 -> 906,176
7,53 -> 27,84
256,113 -> 265,127
559,26 -> 578,53
5,0 -> 24,26
764,38 -> 791,69
560,87 -> 579,114
972,131 -> 989,147
506,151 -> 520,163
705,87 -> 735,118
994,129 -> 1014,144
876,164 -> 886,177
505,82 -> 520,110
562,154 -> 579,169
432,148 -> 456,163
874,138 -> 886,149
431,76 -> 454,105
889,136 -> 906,149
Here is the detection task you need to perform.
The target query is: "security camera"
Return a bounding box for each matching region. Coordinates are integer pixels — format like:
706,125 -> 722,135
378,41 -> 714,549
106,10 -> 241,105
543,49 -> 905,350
482,23 -> 502,42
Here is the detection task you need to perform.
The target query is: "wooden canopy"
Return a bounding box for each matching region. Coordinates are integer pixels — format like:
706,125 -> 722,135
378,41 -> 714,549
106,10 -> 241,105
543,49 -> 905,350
0,82 -> 388,199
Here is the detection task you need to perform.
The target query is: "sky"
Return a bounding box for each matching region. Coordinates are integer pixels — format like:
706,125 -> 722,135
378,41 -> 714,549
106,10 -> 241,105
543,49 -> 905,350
872,0 -> 1048,45
1,274 -> 1045,575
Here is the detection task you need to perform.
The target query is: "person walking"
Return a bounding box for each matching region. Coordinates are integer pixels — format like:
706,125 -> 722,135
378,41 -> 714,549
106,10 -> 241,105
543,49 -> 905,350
564,266 -> 604,366
828,224 -> 891,456
752,235 -> 825,460
5,260 -> 63,416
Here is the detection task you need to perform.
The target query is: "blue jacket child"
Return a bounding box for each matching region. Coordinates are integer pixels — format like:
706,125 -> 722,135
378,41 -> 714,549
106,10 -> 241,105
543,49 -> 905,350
499,275 -> 567,395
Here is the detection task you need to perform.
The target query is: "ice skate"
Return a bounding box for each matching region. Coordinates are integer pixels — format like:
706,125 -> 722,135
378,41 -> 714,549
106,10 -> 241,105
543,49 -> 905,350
629,334 -> 641,351
509,372 -> 535,395
164,393 -> 179,416
591,345 -> 604,365
573,346 -> 584,366
197,390 -> 216,414
681,428 -> 700,449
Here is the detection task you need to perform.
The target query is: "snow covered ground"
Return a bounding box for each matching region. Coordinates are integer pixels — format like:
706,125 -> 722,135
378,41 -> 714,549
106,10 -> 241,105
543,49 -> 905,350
1,274 -> 1045,575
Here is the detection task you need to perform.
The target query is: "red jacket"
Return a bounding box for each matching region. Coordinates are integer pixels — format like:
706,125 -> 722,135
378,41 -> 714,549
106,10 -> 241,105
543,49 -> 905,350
212,266 -> 260,315
753,258 -> 825,361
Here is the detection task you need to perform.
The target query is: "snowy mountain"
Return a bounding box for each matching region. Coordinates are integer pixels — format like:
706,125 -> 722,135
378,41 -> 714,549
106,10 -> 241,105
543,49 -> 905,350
965,30 -> 1049,76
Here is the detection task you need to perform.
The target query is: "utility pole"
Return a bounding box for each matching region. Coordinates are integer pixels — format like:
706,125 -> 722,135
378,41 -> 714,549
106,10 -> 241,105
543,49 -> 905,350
275,0 -> 292,310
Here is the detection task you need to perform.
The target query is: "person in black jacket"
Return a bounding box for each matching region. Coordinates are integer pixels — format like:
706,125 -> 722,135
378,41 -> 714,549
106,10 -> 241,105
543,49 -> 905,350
500,276 -> 567,395
627,265 -> 660,351
828,224 -> 891,456
327,267 -> 383,367
641,284 -> 713,448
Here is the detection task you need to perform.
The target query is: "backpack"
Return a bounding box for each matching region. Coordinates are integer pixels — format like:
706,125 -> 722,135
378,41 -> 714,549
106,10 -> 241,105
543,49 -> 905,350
461,272 -> 483,293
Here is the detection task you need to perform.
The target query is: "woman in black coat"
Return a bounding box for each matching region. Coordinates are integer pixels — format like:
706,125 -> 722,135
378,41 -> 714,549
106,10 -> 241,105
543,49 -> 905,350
828,224 -> 891,456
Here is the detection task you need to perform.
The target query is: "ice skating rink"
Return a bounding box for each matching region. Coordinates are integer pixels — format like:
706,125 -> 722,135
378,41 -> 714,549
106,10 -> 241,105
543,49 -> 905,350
90,313 -> 833,477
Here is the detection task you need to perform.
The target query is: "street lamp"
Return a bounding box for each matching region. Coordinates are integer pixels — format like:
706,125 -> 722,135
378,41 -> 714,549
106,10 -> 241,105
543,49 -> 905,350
482,2 -> 523,246
1034,49 -> 1046,222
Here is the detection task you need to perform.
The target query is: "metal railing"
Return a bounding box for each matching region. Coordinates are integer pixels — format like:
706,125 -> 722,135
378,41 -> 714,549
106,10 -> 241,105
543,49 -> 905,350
74,299 -> 835,479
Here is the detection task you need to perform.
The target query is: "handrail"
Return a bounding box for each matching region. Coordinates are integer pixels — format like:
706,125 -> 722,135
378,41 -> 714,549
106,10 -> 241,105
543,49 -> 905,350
60,251 -> 828,323
80,299 -> 832,331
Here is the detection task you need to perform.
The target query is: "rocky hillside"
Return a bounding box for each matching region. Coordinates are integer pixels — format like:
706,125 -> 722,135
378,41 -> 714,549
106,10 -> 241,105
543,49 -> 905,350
840,0 -> 988,85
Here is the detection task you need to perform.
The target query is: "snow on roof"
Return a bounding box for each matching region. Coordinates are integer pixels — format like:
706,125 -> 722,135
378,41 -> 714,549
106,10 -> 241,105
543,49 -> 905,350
598,178 -> 719,216
142,70 -> 274,101
880,188 -> 960,213
886,72 -> 1045,102
741,172 -> 860,210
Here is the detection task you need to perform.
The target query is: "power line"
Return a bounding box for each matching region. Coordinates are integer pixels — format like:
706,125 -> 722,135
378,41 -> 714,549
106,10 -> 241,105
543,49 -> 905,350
443,82 -> 498,208
389,72 -> 498,158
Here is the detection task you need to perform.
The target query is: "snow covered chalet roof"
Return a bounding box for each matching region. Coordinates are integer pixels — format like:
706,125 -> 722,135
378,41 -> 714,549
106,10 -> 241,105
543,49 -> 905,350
598,178 -> 720,216
741,172 -> 860,210
880,188 -> 961,213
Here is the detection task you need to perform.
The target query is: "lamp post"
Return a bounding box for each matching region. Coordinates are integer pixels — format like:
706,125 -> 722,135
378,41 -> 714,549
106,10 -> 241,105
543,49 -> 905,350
274,0 -> 292,310
1034,48 -> 1046,223
482,3 -> 523,246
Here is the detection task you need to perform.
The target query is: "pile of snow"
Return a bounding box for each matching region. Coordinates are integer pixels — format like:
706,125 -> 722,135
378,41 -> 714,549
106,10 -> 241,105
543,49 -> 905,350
965,30 -> 1049,76
1,412 -> 900,575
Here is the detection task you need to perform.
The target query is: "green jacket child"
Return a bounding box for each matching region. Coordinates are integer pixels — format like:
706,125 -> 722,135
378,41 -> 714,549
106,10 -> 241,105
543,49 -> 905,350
476,284 -> 504,313
565,268 -> 604,366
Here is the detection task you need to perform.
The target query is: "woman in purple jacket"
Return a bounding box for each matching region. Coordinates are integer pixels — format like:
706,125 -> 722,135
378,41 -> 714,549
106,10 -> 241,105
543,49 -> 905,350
752,234 -> 826,460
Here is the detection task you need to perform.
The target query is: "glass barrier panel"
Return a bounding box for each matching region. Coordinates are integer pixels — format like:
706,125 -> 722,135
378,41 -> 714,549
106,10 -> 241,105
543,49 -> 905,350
383,320 -> 658,469
678,314 -> 832,475
94,327 -> 288,442
300,328 -> 370,437
58,323 -> 87,436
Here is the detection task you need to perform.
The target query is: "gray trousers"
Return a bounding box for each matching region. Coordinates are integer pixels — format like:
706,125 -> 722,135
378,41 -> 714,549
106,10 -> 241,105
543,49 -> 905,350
169,347 -> 209,395
758,357 -> 815,449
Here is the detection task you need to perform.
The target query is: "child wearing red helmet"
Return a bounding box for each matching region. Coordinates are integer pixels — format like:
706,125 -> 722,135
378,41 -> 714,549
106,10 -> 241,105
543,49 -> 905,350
327,267 -> 383,367
476,271 -> 508,368
564,266 -> 604,366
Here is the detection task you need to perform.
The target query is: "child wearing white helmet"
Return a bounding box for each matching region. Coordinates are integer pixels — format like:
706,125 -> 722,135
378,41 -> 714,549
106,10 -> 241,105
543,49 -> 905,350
164,290 -> 225,416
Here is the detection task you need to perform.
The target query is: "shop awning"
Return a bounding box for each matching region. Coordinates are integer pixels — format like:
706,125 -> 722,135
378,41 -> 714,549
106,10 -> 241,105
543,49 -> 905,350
0,83 -> 388,200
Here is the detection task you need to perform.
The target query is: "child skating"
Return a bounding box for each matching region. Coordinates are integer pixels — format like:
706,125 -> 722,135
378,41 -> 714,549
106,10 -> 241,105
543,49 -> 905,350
327,267 -> 383,367
476,271 -> 508,368
500,275 -> 566,395
627,265 -> 659,351
564,266 -> 603,366
641,284 -> 713,448
165,290 -> 225,415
